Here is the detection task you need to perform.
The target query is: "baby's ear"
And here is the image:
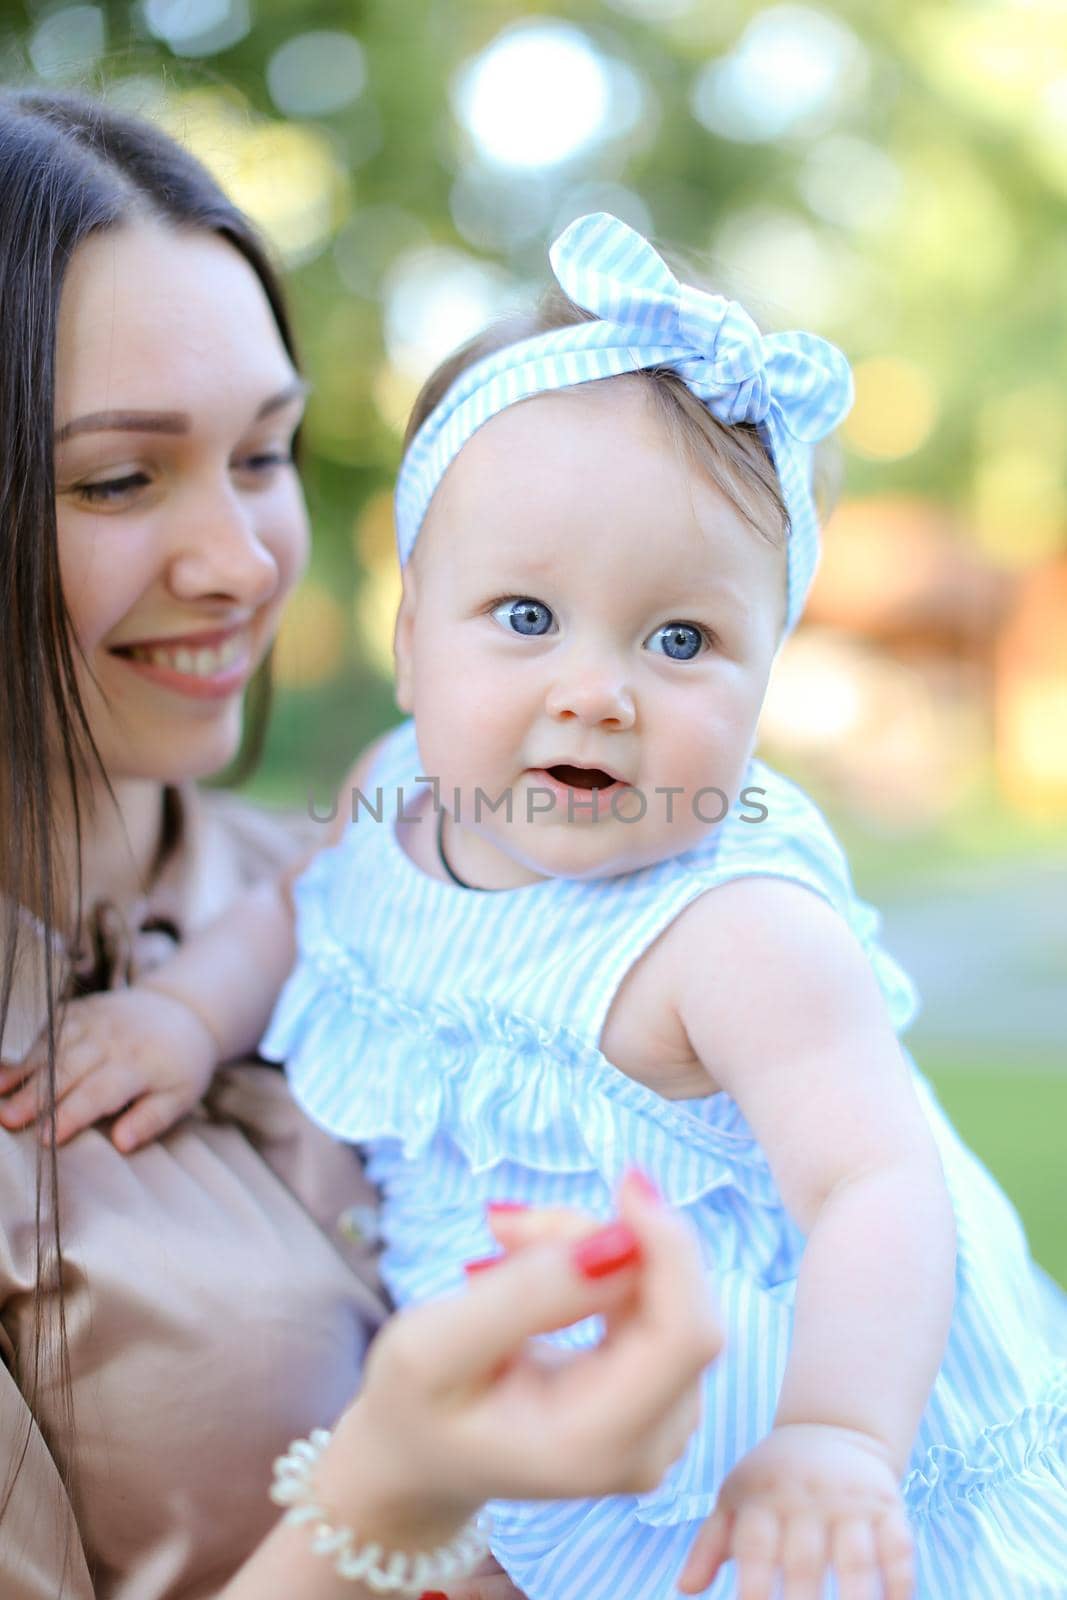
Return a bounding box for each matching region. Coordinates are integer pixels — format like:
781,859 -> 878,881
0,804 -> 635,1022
392,564 -> 417,713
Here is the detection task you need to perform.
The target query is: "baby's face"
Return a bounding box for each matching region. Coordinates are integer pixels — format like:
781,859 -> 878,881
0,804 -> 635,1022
395,378 -> 786,888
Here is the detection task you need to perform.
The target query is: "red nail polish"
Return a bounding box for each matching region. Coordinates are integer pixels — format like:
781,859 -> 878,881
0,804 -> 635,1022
572,1221 -> 641,1280
464,1253 -> 505,1275
625,1168 -> 662,1204
487,1200 -> 528,1214
418,1592 -> 449,1599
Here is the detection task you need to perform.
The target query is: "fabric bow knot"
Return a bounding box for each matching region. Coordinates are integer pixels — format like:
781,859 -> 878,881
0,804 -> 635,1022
549,211 -> 852,444
394,211 -> 854,634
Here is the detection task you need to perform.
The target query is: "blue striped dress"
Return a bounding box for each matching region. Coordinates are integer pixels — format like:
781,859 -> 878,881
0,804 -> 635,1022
263,719 -> 1067,1598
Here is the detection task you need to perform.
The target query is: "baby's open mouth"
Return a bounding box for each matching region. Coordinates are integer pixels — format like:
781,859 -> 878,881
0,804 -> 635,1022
546,765 -> 620,790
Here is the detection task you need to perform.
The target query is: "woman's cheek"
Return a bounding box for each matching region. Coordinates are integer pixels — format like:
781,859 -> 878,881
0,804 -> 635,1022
57,519 -> 149,657
268,485 -> 311,596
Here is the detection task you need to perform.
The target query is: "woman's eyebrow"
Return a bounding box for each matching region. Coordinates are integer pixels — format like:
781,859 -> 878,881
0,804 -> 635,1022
54,379 -> 310,443
254,378 -> 310,420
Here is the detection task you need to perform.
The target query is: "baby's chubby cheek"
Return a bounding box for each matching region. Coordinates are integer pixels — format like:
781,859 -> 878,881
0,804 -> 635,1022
410,670 -> 501,786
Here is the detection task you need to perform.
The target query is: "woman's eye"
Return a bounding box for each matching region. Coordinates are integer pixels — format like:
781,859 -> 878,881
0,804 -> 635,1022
490,598 -> 556,637
74,472 -> 150,505
646,621 -> 708,661
237,449 -> 294,476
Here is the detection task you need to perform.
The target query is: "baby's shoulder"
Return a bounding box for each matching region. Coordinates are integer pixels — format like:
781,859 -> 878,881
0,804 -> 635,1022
733,758 -> 848,855
334,720 -> 417,822
684,759 -> 856,916
653,761 -> 866,992
665,869 -> 852,960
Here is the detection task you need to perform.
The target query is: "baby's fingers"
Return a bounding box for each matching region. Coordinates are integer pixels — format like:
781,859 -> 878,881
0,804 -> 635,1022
730,1505 -> 781,1600
435,1581 -> 524,1600
780,1512 -> 830,1600
0,1054 -> 38,1095
0,1031 -> 52,1105
677,1503 -> 733,1593
831,1517 -> 880,1600
0,1030 -> 104,1129
111,1089 -> 192,1153
438,1556 -> 530,1600
0,1052 -> 61,1128
876,1509 -> 915,1600
48,1062 -> 145,1145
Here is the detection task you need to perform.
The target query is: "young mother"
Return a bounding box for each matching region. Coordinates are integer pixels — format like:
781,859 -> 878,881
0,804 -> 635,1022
0,90 -> 721,1600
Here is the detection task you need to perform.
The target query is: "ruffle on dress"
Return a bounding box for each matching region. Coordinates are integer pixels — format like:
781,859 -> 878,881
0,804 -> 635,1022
487,1375 -> 1067,1586
264,929 -> 783,1215
903,1368 -> 1067,1521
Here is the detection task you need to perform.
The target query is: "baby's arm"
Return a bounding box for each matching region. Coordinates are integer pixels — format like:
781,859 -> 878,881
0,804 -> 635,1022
672,877 -> 954,1598
0,744 -> 384,1152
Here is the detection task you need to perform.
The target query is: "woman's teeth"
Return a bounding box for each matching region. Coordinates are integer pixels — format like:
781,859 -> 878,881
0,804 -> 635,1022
128,636 -> 245,676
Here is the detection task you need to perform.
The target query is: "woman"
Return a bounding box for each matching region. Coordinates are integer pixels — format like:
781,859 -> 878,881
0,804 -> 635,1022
0,89 -> 721,1600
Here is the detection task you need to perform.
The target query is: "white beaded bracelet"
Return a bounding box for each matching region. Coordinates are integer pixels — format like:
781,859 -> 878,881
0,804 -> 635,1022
269,1427 -> 492,1594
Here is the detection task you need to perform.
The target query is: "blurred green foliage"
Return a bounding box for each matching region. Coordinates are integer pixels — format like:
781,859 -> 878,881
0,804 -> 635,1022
2,0 -> 1063,1297
926,1059 -> 1067,1288
4,0 -> 1066,793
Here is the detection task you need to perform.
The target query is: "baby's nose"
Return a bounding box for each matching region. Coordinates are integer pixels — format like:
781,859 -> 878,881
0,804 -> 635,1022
545,667 -> 636,730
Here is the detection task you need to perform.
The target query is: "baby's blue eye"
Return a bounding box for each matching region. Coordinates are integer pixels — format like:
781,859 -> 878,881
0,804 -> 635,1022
646,622 -> 707,661
491,598 -> 555,637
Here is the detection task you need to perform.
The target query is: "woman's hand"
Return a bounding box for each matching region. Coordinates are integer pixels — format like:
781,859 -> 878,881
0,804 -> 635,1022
324,1172 -> 722,1547
678,1422 -> 915,1600
426,1552 -> 531,1599
222,1174 -> 721,1600
0,987 -> 217,1150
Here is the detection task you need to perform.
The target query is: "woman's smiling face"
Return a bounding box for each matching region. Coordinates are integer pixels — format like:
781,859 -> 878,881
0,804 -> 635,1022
53,220 -> 310,785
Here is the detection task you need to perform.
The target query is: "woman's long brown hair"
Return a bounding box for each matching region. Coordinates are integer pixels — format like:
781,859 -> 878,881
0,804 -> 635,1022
0,88 -> 299,1542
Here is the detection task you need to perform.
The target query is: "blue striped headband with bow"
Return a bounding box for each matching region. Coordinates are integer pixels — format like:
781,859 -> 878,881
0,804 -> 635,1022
394,212 -> 854,633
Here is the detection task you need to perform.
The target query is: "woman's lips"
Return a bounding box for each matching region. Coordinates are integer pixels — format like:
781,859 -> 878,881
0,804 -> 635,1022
109,629 -> 254,702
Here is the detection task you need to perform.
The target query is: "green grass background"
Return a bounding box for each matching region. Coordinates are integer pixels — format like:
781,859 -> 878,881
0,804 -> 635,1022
922,1054 -> 1065,1289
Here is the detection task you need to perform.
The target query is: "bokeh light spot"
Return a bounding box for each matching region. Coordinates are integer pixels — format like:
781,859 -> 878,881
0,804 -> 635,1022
973,450 -> 1067,568
29,6 -> 105,80
454,22 -> 612,169
334,206 -> 429,299
551,181 -> 653,241
798,135 -> 903,231
384,247 -> 516,382
273,580 -> 347,690
450,168 -> 556,252
605,0 -> 696,18
691,6 -> 868,144
844,356 -> 938,460
713,207 -> 861,325
142,0 -> 250,57
267,31 -> 367,119
155,90 -> 347,266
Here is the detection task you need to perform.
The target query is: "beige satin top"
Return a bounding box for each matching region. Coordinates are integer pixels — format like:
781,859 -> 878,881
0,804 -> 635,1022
0,789 -> 386,1599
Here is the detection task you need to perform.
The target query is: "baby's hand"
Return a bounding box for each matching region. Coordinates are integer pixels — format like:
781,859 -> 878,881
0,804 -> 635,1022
0,986 -> 219,1152
679,1423 -> 914,1600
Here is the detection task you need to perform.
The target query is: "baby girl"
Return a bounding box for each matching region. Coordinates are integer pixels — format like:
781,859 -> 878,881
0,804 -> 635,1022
7,214 -> 1064,1599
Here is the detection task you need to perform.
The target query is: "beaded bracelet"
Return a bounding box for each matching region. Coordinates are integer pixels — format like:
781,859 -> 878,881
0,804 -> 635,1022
269,1427 -> 492,1594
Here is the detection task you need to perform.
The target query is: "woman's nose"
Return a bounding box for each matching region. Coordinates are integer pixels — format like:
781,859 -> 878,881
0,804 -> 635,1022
545,659 -> 636,730
166,482 -> 279,606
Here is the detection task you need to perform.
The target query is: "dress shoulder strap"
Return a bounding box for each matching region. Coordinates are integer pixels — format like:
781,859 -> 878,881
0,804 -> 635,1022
361,719 -> 421,803
558,761 -> 919,1046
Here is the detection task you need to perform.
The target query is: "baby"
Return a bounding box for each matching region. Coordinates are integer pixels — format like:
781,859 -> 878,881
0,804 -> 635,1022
6,214 -> 1064,1599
